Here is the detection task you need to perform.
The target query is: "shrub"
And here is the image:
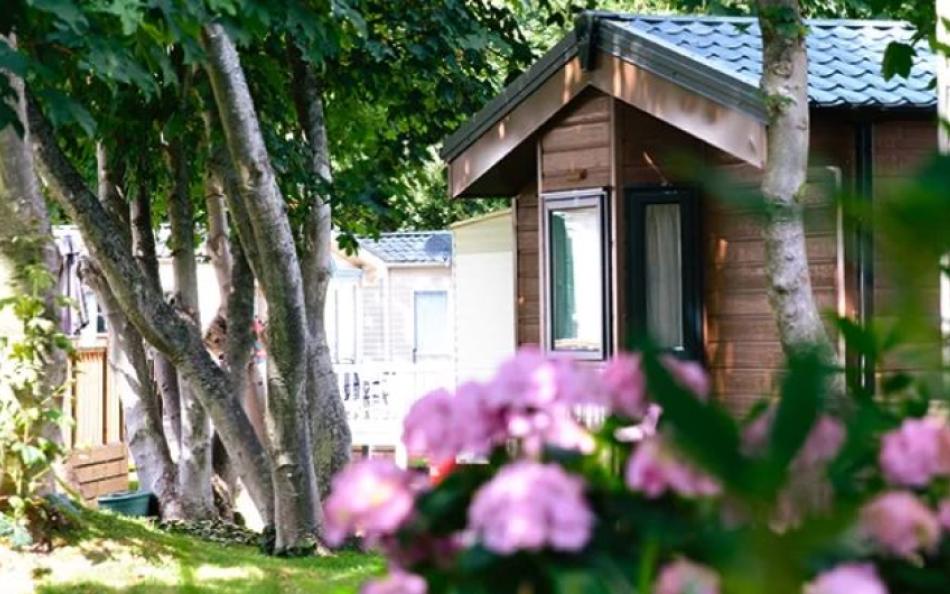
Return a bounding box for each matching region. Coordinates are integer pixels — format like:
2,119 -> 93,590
0,265 -> 72,548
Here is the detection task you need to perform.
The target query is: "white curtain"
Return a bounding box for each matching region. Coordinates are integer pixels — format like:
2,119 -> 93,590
645,204 -> 683,349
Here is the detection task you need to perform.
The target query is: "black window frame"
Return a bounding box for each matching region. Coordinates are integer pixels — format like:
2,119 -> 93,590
625,186 -> 703,360
541,188 -> 611,361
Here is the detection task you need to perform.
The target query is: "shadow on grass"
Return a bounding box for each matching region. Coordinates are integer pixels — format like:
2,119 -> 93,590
34,510 -> 382,594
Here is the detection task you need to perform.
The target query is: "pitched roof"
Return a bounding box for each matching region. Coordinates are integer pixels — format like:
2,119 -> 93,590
613,15 -> 935,108
358,231 -> 453,265
441,13 -> 936,162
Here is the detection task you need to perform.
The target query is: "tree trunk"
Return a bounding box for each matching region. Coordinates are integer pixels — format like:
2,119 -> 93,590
130,181 -> 182,457
82,262 -> 181,516
288,45 -> 351,498
94,145 -> 181,513
167,139 -> 214,519
0,42 -> 67,492
26,93 -> 276,528
202,23 -> 321,551
756,2 -> 841,387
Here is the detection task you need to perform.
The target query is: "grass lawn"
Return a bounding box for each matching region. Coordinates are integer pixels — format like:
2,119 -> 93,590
0,509 -> 383,594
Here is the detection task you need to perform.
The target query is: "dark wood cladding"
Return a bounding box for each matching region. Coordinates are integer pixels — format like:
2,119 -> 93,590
515,183 -> 541,346
511,88 -> 939,410
539,91 -> 612,193
618,102 -> 850,413
871,120 -> 941,379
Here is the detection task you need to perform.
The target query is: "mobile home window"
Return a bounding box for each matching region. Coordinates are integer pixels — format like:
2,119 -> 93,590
543,190 -> 608,359
627,188 -> 701,357
414,290 -> 449,358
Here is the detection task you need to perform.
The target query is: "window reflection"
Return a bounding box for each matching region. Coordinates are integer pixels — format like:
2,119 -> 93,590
550,206 -> 603,353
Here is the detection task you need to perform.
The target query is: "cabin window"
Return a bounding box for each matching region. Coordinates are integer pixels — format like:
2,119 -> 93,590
627,188 -> 702,357
543,190 -> 609,359
414,290 -> 449,359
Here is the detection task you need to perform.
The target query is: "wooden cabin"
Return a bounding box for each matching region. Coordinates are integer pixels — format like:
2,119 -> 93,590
441,14 -> 940,412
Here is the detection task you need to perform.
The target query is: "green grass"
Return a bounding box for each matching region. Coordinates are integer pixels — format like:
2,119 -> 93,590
0,510 -> 382,594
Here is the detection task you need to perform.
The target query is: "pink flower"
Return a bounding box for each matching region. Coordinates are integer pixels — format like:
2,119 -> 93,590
468,461 -> 593,554
482,348 -> 595,454
740,407 -> 845,470
805,563 -> 887,594
625,437 -> 720,499
879,418 -> 950,487
860,491 -> 940,558
361,571 -> 426,594
403,388 -> 458,462
938,499 -> 950,531
601,353 -> 648,418
323,459 -> 417,546
662,356 -> 711,401
795,416 -> 846,469
655,559 -> 719,594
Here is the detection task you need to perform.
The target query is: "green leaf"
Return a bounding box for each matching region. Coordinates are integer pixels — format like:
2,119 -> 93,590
882,42 -> 915,80
18,444 -> 47,467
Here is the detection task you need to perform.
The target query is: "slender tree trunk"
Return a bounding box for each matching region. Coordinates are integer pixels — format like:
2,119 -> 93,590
202,23 -> 321,551
26,94 -> 276,528
756,2 -> 841,389
0,42 -> 67,493
94,145 -> 181,512
82,262 -> 181,516
205,138 -> 268,446
130,181 -> 182,457
288,46 -> 351,498
167,139 -> 215,518
204,163 -> 239,509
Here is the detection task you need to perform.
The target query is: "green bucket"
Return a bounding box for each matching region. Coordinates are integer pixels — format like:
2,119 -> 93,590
98,490 -> 153,517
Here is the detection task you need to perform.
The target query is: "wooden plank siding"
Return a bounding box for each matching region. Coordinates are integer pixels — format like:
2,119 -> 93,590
515,184 -> 541,346
510,89 -> 940,412
871,120 -> 942,380
618,102 -> 850,413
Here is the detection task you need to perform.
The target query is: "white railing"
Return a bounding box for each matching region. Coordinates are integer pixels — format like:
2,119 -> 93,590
336,361 -> 456,459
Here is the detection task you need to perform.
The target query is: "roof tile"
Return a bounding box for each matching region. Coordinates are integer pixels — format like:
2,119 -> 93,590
359,231 -> 453,264
609,15 -> 936,108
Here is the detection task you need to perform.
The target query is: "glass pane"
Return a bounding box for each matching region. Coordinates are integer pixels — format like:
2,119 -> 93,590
414,291 -> 449,356
645,203 -> 683,349
550,206 -> 602,353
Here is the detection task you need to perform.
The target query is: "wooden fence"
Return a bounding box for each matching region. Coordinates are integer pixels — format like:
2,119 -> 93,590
63,345 -> 123,450
62,345 -> 129,502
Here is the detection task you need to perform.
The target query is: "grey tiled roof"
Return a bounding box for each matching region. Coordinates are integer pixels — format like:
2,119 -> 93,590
359,231 -> 452,264
609,15 -> 936,108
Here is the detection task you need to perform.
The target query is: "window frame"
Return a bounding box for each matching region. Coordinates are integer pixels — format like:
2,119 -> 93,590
541,188 -> 611,361
625,186 -> 703,360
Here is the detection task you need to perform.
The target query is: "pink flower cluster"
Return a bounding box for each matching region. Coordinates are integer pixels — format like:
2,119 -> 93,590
467,461 -> 594,554
655,559 -> 719,594
626,437 -> 720,499
806,564 -> 888,594
878,418 -> 950,487
860,491 -> 940,558
361,570 -> 427,594
323,459 -> 418,547
741,408 -> 845,470
403,348 -> 598,461
404,348 -> 715,464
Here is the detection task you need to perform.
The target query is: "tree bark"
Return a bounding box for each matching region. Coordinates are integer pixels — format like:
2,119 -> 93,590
202,23 -> 321,551
82,262 -> 181,516
288,45 -> 351,498
93,145 -> 181,513
26,94 -> 276,527
756,2 -> 841,386
0,41 -> 67,492
167,138 -> 214,519
130,181 -> 182,457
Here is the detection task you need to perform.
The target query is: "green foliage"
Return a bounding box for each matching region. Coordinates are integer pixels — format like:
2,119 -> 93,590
0,265 -> 71,549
